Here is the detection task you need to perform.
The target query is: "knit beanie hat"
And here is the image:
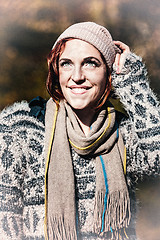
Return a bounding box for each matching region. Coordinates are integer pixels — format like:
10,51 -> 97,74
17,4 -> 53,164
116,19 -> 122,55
53,22 -> 121,70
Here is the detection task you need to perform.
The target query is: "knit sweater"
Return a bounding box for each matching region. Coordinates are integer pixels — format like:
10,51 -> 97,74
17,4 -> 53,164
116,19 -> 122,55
0,53 -> 159,239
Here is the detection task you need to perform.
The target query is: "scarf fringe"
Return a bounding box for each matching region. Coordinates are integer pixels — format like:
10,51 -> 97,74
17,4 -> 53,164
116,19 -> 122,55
93,190 -> 131,234
48,216 -> 77,240
95,228 -> 130,240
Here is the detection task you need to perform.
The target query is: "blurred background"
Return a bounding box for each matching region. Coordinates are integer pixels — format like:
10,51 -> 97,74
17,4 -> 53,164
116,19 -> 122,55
0,0 -> 159,239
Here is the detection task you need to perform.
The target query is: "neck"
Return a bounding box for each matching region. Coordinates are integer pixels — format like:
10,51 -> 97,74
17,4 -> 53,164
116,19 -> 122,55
73,108 -> 96,136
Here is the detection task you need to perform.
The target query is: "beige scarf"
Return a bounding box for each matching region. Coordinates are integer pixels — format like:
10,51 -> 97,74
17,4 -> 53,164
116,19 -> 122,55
45,99 -> 131,240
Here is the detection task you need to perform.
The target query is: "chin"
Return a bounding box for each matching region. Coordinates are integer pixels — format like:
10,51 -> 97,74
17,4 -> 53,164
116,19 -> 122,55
71,106 -> 86,110
68,102 -> 86,110
70,104 -> 94,112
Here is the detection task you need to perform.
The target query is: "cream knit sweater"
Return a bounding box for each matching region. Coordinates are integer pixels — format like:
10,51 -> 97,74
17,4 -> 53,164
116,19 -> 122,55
0,53 -> 159,239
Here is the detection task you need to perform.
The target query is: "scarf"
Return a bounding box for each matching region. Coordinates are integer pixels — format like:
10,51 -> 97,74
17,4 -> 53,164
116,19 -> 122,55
45,99 -> 131,240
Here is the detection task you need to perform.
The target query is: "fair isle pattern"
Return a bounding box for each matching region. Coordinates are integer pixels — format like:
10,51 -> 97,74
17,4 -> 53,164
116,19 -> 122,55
0,102 -> 45,240
112,53 -> 160,181
0,52 -> 160,239
71,147 -> 137,240
71,147 -> 96,235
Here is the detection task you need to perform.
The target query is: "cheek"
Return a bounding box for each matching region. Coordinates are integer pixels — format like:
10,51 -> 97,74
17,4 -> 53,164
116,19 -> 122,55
59,73 -> 66,88
59,70 -> 71,86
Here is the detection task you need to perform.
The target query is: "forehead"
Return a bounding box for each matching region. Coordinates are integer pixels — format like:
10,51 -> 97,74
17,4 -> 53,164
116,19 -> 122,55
60,39 -> 102,59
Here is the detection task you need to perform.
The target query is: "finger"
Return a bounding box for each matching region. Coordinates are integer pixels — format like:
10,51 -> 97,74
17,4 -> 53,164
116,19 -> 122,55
114,41 -> 130,53
117,53 -> 128,73
118,56 -> 125,73
114,52 -> 125,74
113,41 -> 130,74
114,53 -> 121,67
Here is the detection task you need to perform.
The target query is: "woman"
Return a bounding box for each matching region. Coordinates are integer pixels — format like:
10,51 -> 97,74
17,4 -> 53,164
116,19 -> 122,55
0,22 -> 159,240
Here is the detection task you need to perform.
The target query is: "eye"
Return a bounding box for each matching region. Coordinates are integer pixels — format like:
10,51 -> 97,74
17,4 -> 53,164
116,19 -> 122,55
59,60 -> 72,68
83,60 -> 100,68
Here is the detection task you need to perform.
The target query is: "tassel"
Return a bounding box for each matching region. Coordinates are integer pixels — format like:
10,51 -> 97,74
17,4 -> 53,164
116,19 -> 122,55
93,190 -> 131,235
47,216 -> 78,240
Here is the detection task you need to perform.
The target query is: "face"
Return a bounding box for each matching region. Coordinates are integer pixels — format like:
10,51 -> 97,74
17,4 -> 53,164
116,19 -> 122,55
59,39 -> 107,111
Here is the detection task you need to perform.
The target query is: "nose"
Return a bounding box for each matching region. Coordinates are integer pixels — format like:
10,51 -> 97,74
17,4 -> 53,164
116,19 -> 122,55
71,66 -> 85,82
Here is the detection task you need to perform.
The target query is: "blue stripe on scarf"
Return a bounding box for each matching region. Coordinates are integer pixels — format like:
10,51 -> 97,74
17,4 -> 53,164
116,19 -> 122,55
99,154 -> 108,233
100,123 -> 119,233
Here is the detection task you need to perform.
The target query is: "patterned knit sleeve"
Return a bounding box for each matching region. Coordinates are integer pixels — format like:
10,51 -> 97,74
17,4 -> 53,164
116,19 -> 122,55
111,53 -> 160,178
0,101 -> 45,239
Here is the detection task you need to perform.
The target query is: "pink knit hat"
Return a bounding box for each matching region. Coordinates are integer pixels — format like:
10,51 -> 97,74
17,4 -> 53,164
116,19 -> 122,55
53,22 -> 121,70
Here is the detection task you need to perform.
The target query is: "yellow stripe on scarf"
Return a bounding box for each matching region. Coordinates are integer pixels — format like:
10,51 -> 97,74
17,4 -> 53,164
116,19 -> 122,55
69,107 -> 112,150
44,103 -> 59,240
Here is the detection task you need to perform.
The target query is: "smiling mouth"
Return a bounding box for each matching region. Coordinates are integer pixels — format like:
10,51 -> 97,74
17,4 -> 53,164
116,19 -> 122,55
69,86 -> 91,94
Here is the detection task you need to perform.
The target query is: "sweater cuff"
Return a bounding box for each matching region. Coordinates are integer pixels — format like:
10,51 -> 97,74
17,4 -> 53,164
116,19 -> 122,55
112,52 -> 143,76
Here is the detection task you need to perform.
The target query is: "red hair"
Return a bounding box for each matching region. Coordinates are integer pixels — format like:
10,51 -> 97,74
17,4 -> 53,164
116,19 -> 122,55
46,38 -> 112,109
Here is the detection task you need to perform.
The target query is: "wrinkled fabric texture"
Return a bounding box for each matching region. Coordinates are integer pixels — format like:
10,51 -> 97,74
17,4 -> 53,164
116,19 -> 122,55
0,53 -> 160,239
45,100 -> 130,239
71,147 -> 137,240
52,22 -> 121,71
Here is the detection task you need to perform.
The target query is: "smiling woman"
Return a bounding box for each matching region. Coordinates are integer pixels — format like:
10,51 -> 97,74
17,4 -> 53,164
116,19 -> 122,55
0,21 -> 160,240
58,39 -> 107,130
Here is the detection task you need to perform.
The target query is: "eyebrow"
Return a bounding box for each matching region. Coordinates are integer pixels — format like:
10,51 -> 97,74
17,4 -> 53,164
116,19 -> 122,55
59,58 -> 72,62
83,57 -> 102,63
59,56 -> 102,63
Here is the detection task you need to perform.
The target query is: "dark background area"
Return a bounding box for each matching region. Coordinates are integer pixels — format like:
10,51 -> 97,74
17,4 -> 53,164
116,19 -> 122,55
0,0 -> 160,239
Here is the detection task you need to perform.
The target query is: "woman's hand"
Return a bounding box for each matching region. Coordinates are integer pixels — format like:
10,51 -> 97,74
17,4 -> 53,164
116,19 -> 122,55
114,41 -> 130,74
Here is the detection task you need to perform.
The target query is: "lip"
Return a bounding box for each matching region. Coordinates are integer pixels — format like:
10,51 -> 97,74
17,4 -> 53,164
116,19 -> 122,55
68,85 -> 91,94
69,85 -> 91,89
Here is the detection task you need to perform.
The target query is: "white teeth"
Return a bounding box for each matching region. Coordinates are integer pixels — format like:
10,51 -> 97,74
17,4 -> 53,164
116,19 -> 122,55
71,88 -> 88,93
